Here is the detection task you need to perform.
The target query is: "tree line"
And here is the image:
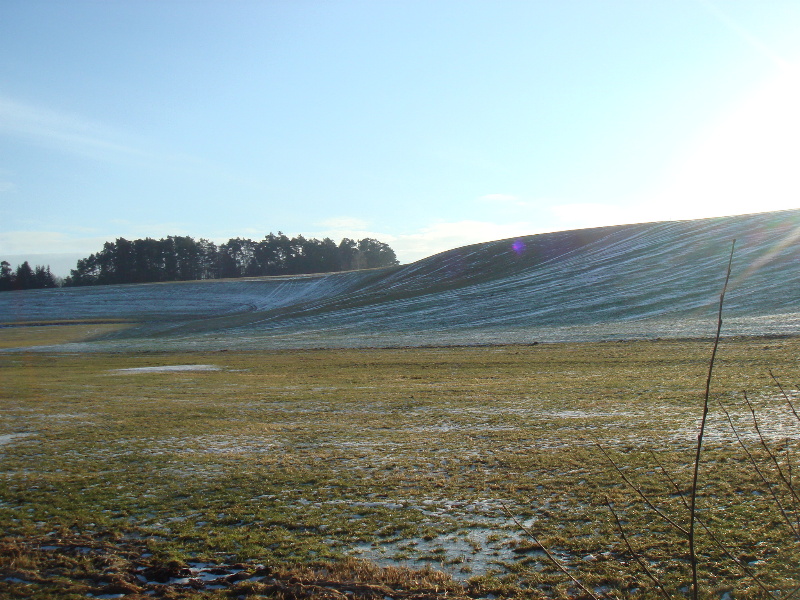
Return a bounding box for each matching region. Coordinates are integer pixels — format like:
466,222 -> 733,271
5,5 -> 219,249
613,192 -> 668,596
0,261 -> 59,291
62,233 -> 398,286
1,234 -> 398,291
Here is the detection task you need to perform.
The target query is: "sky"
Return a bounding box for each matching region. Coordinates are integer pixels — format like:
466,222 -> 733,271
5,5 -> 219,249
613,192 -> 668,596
2,0 -> 800,276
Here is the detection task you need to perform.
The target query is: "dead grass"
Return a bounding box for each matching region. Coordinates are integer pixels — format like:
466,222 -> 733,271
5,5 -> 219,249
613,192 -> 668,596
1,336 -> 799,598
0,321 -> 132,349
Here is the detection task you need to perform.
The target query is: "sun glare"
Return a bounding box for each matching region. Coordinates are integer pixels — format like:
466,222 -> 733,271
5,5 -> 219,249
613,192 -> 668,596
654,65 -> 800,220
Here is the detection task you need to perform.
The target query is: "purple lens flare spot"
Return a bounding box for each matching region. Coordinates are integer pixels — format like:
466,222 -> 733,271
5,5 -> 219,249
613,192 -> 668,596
512,239 -> 526,255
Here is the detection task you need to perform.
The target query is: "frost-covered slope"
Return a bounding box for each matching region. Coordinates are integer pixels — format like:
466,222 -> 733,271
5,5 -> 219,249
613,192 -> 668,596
3,210 -> 800,350
1,269 -> 389,324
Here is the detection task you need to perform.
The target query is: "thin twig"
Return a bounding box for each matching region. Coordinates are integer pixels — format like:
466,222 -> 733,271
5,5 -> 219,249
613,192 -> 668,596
770,369 -> 800,425
500,501 -> 603,600
651,435 -> 776,597
716,397 -> 800,540
784,582 -> 800,600
649,449 -> 688,509
769,371 -> 800,531
605,497 -> 671,600
742,392 -> 800,537
742,392 -> 800,508
689,239 -> 735,600
697,513 -> 777,597
788,439 -> 793,491
596,442 -> 688,535
785,438 -> 800,550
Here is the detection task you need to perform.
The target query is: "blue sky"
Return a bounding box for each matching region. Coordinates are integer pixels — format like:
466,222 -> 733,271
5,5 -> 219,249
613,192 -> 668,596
2,0 -> 800,275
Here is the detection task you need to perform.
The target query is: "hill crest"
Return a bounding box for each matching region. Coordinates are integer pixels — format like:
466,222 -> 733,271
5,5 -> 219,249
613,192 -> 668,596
2,210 -> 800,351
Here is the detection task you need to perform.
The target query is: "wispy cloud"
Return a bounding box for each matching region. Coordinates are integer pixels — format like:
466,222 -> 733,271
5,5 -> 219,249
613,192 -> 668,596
0,94 -> 149,162
389,220 -> 538,263
477,193 -> 543,209
106,220 -> 196,241
0,167 -> 17,195
479,193 -> 526,207
480,193 -> 518,203
0,220 -> 196,257
309,217 -> 538,264
0,230 -> 110,255
317,217 -> 370,231
548,203 -> 631,229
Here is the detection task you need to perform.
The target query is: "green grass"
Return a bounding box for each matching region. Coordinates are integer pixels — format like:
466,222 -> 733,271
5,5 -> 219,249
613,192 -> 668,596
1,335 -> 799,598
0,322 -> 132,349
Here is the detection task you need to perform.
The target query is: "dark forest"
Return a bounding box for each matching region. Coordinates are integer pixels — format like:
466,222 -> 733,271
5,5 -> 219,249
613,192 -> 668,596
1,234 -> 398,290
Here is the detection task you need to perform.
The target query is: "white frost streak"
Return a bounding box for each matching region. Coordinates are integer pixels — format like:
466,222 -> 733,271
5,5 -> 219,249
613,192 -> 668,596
110,365 -> 221,373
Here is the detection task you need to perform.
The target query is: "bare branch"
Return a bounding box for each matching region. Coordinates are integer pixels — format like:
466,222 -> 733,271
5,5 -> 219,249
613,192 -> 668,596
596,442 -> 688,535
500,501 -> 603,600
769,369 -> 800,425
690,239 -> 735,600
783,582 -> 800,600
742,391 -> 800,511
605,497 -> 671,600
649,449 -> 689,510
716,397 -> 800,540
787,439 -> 793,495
652,418 -> 775,596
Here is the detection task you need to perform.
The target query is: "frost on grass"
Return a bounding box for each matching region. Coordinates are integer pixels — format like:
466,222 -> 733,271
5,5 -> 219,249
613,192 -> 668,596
0,432 -> 33,446
3,340 -> 800,597
109,364 -> 221,373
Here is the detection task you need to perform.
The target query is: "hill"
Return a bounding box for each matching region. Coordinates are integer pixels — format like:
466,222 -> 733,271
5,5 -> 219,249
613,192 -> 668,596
2,210 -> 800,351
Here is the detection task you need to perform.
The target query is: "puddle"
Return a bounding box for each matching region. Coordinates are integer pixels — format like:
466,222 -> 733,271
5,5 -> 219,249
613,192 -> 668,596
409,424 -> 517,433
135,562 -> 270,589
0,432 -> 34,446
109,365 -> 221,374
351,526 -> 540,581
36,413 -> 90,420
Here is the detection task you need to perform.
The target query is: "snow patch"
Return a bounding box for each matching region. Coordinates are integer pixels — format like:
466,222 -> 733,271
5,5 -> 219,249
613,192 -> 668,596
0,433 -> 34,446
110,365 -> 221,374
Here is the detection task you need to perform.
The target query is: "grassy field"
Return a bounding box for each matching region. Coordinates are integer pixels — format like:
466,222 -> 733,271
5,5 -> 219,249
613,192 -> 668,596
0,322 -> 131,350
2,326 -> 800,598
